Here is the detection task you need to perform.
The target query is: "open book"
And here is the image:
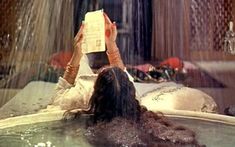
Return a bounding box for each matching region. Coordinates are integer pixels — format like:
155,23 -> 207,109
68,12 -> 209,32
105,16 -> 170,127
82,10 -> 105,54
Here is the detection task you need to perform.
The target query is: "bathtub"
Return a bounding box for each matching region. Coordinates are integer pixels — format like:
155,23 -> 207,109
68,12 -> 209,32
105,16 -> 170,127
1,110 -> 235,147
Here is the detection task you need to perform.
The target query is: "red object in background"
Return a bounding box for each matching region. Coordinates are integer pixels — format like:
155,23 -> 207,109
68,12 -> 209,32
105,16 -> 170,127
160,57 -> 183,70
133,64 -> 154,73
49,51 -> 73,69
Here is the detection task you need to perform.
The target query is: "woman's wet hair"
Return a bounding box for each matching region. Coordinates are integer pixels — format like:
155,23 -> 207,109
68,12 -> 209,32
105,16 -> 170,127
63,66 -> 203,146
63,66 -> 141,122
89,66 -> 142,123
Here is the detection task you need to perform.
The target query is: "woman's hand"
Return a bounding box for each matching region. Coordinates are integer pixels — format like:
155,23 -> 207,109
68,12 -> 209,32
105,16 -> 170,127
103,13 -> 125,70
104,13 -> 117,47
74,24 -> 84,58
63,24 -> 84,84
70,24 -> 85,67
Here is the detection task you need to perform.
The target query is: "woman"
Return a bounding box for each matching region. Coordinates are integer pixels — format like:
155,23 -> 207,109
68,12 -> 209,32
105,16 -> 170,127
64,67 -> 204,147
52,13 -> 217,113
52,13 -> 128,110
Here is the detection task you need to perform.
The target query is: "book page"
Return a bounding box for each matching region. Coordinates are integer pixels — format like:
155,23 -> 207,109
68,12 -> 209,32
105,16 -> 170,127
82,10 -> 105,53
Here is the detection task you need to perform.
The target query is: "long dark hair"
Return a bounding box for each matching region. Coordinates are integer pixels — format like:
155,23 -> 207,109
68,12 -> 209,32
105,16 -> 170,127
63,66 -> 142,123
63,66 -> 202,146
89,66 -> 142,123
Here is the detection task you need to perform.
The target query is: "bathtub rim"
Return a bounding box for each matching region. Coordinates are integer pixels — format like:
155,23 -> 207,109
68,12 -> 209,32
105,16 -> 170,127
1,109 -> 235,129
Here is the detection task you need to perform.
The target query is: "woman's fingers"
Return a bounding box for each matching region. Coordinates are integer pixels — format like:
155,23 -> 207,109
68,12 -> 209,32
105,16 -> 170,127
74,24 -> 84,43
111,22 -> 117,33
77,24 -> 84,37
104,12 -> 112,38
110,22 -> 117,41
103,12 -> 112,24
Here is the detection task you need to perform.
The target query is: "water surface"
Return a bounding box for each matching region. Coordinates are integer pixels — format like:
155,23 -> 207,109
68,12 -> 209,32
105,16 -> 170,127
0,117 -> 235,147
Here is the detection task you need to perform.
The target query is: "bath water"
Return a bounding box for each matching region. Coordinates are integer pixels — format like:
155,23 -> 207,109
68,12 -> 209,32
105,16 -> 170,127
0,117 -> 235,147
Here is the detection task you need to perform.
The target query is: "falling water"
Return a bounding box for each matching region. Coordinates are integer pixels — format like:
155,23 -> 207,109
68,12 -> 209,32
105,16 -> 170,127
0,0 -> 74,106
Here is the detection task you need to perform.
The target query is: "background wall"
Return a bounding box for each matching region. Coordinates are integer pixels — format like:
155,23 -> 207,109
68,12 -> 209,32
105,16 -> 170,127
189,0 -> 235,61
233,0 -> 235,26
151,0 -> 235,61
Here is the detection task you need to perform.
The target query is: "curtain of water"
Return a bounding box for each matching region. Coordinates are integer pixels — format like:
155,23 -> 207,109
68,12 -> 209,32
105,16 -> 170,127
132,0 -> 152,63
0,0 -> 74,105
151,0 -> 190,60
3,0 -> 73,88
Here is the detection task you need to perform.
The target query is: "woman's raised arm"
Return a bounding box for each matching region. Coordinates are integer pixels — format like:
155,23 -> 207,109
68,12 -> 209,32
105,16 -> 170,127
63,24 -> 84,84
104,13 -> 125,70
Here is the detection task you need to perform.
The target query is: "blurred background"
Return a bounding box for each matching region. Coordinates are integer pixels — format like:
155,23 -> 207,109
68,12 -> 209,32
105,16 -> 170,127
0,0 -> 235,114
